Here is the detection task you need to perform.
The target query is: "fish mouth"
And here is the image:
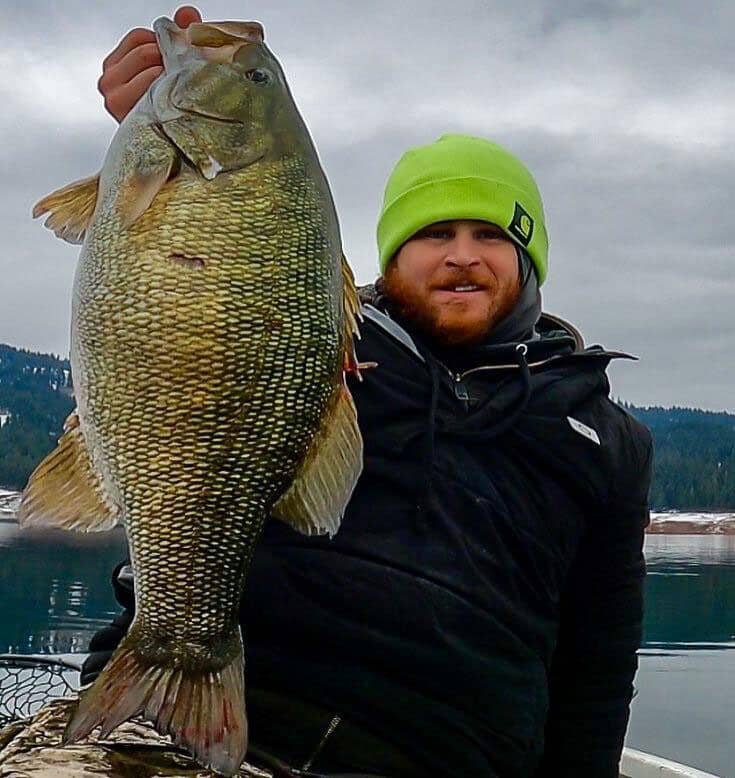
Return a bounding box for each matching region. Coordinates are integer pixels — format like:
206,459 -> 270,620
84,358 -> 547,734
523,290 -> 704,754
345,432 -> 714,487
168,72 -> 245,125
175,106 -> 245,125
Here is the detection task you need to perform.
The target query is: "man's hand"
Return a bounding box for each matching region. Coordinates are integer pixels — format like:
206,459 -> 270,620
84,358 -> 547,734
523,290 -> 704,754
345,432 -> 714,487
98,6 -> 202,123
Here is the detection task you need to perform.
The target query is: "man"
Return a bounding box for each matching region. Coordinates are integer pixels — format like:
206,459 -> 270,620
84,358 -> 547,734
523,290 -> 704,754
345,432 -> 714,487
83,7 -> 653,777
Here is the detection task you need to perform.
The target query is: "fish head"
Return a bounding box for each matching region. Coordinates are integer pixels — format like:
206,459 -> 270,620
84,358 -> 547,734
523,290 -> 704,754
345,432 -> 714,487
151,18 -> 310,180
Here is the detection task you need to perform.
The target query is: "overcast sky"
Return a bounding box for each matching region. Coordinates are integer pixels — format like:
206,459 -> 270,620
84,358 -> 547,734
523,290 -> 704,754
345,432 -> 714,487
1,1 -> 732,411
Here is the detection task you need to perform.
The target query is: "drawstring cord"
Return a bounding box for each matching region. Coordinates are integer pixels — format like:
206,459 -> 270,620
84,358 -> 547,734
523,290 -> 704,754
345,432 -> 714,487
416,338 -> 441,512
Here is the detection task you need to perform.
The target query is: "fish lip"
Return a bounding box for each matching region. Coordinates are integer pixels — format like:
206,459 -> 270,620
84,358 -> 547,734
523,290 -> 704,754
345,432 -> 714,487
171,104 -> 246,125
164,72 -> 245,125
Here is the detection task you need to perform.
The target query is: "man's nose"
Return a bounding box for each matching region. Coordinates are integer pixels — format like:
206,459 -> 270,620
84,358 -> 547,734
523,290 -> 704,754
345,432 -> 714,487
445,252 -> 481,269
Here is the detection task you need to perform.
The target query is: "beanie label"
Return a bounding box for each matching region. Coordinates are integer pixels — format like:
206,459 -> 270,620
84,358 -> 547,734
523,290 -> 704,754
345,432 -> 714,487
508,202 -> 534,247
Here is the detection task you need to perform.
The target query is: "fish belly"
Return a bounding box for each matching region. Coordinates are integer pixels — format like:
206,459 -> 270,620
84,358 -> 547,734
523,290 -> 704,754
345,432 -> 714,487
72,156 -> 342,644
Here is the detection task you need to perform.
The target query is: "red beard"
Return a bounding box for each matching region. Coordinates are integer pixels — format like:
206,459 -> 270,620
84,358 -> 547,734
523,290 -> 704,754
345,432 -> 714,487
380,265 -> 522,347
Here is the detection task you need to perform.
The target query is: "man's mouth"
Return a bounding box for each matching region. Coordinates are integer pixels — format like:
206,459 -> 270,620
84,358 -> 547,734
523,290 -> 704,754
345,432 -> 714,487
435,283 -> 485,293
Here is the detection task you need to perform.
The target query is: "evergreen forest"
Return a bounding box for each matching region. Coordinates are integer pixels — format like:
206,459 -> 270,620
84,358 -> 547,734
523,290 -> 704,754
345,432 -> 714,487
1,343 -> 733,510
0,344 -> 74,491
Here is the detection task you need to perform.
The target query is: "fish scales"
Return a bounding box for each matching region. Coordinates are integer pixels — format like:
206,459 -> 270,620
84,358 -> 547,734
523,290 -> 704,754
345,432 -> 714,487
21,17 -> 363,776
78,153 -> 341,649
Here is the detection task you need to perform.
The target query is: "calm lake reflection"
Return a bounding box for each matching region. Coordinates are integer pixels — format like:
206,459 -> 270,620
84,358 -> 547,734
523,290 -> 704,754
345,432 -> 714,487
626,534 -> 735,776
0,522 -> 127,654
0,524 -> 734,774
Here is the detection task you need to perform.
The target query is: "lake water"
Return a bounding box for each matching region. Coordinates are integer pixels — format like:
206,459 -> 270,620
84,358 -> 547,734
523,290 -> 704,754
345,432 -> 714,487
626,534 -> 735,776
0,522 -> 734,775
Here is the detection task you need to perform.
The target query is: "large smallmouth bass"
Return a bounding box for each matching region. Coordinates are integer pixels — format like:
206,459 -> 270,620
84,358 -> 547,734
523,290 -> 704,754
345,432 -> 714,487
20,17 -> 363,776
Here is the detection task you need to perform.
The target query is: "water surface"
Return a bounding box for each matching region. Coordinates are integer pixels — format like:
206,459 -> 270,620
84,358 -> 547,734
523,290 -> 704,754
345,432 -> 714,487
1,523 -> 734,774
0,522 -> 126,654
626,534 -> 735,776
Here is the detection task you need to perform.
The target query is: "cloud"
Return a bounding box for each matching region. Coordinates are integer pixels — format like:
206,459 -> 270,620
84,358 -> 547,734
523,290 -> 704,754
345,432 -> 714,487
0,0 -> 732,411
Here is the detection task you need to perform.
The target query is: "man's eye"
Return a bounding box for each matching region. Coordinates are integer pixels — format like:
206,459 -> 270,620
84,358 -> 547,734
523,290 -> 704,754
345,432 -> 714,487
246,69 -> 270,84
479,231 -> 504,240
423,229 -> 451,239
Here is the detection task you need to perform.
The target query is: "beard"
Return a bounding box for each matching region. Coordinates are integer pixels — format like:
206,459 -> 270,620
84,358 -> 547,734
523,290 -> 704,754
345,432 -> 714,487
380,264 -> 522,348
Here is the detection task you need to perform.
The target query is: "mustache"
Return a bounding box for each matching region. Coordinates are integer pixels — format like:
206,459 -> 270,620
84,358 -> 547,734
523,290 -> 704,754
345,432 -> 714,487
430,272 -> 496,290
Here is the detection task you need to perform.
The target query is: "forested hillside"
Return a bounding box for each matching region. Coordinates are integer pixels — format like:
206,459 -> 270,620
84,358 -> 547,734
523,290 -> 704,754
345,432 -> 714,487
0,343 -> 733,510
0,344 -> 74,490
625,404 -> 735,511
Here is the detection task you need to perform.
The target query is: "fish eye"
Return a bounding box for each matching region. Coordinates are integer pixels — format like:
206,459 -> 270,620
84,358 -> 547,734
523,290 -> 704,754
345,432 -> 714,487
245,68 -> 270,84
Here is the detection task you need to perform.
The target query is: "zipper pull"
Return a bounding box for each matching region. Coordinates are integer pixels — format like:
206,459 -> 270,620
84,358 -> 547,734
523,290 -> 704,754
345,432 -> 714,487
453,374 -> 470,404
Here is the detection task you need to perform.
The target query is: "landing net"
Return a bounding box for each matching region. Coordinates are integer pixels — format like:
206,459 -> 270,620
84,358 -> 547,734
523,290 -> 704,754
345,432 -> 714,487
0,654 -> 81,727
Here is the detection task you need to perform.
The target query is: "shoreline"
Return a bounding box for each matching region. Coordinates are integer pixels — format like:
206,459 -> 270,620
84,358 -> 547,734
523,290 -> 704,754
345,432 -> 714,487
3,491 -> 735,534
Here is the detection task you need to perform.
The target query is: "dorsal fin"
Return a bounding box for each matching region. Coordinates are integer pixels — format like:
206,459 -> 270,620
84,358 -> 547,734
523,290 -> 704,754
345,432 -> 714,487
341,253 -> 361,348
272,382 -> 362,537
272,254 -> 365,536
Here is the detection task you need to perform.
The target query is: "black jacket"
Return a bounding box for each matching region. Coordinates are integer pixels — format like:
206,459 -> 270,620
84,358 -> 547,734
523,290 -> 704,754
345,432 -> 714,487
83,295 -> 653,777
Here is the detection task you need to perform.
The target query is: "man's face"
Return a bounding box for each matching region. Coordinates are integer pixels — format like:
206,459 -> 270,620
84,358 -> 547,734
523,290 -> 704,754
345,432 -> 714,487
382,219 -> 522,347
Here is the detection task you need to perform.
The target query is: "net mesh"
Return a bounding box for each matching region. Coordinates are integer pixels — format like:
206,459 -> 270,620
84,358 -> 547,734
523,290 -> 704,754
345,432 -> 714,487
0,655 -> 80,727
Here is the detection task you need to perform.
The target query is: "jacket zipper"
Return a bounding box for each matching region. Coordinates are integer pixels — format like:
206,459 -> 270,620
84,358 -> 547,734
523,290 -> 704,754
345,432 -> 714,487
452,372 -> 471,411
455,356 -> 552,380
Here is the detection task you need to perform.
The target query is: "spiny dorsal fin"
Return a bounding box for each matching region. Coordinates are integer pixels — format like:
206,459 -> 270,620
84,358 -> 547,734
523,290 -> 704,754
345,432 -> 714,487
32,174 -> 100,245
342,253 -> 361,345
272,382 -> 362,537
341,253 -> 377,379
17,409 -> 122,532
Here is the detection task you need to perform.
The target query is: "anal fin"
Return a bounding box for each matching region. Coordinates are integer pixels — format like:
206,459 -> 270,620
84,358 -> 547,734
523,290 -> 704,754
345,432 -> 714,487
17,410 -> 122,532
272,382 -> 362,537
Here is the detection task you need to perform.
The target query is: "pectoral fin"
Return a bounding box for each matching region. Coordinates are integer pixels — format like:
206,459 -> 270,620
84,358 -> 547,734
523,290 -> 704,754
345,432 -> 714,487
17,410 -> 122,532
272,382 -> 362,537
32,174 -> 100,244
116,150 -> 179,227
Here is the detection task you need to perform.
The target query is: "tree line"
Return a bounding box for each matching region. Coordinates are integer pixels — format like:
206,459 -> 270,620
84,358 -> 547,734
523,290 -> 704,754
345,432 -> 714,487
0,344 -> 74,491
1,343 -> 733,510
623,403 -> 735,511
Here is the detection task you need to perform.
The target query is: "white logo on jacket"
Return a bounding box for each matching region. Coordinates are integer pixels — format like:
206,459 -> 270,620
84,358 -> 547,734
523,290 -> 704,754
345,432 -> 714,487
567,416 -> 601,445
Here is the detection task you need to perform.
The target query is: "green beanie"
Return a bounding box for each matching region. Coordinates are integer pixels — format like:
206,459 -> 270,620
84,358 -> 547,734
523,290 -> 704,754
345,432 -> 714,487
376,133 -> 548,285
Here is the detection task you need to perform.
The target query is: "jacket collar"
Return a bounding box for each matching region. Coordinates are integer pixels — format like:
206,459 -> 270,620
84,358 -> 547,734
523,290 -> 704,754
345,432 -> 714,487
360,303 -> 637,374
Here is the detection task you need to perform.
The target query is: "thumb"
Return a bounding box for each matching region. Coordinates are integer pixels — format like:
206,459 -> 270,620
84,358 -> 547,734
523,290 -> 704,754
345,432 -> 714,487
173,5 -> 202,28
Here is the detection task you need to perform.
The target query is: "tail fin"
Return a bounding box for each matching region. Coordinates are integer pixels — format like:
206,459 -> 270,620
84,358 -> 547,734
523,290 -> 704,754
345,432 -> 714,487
64,632 -> 247,775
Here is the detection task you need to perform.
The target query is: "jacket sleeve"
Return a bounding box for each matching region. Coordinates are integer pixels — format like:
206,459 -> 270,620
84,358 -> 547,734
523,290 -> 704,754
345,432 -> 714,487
535,423 -> 653,777
80,559 -> 135,685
